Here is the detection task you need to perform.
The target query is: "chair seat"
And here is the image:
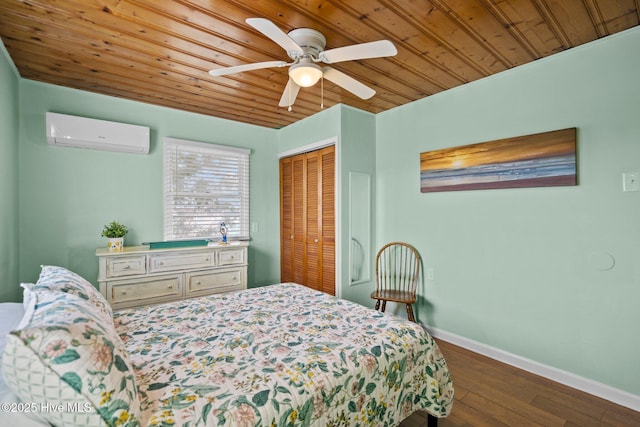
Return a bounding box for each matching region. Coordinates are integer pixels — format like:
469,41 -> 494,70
371,289 -> 416,304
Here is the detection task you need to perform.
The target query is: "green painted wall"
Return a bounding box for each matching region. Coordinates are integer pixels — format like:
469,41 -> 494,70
17,81 -> 281,292
338,106 -> 376,306
277,105 -> 377,305
0,40 -> 20,302
376,27 -> 640,395
277,106 -> 341,154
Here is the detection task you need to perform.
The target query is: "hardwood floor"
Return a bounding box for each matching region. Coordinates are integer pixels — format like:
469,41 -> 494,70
400,339 -> 640,427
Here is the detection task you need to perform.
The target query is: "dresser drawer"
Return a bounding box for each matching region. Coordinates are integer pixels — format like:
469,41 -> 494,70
108,276 -> 182,307
106,256 -> 147,278
149,251 -> 214,273
97,243 -> 248,309
186,268 -> 244,297
218,248 -> 245,266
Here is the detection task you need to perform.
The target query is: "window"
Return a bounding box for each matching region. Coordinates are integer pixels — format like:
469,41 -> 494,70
163,137 -> 250,241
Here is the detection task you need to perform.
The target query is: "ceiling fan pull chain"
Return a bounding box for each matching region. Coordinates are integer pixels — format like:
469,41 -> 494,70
321,75 -> 324,109
288,83 -> 293,112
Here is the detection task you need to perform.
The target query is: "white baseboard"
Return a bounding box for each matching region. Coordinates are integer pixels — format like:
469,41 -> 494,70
425,325 -> 640,412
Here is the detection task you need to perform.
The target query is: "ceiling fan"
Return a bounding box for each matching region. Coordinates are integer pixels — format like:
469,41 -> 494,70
208,18 -> 397,109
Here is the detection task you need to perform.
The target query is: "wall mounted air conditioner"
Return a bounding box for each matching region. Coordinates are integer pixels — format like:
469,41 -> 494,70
46,112 -> 150,154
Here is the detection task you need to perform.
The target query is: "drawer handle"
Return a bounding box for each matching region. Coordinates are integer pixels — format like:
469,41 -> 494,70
121,291 -> 127,295
314,239 -> 318,243
232,277 -> 236,280
205,258 -> 210,262
195,281 -> 201,285
168,285 -> 173,289
123,264 -> 131,270
158,262 -> 164,266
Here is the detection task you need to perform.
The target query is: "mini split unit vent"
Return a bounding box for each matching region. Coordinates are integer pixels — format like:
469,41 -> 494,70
46,112 -> 150,154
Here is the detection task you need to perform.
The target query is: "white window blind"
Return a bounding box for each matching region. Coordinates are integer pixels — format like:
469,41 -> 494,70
163,137 -> 250,241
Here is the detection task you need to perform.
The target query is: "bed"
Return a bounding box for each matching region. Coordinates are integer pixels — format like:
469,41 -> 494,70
1,266 -> 454,426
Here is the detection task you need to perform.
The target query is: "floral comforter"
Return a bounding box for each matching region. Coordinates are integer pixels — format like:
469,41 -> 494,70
114,283 -> 454,426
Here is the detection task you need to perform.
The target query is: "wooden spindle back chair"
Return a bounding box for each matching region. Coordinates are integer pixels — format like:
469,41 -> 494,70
370,242 -> 420,322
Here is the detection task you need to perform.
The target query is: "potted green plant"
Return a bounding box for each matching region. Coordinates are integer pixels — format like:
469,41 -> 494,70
101,221 -> 128,252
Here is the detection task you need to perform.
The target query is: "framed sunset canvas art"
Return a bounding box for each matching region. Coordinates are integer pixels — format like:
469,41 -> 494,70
420,128 -> 577,193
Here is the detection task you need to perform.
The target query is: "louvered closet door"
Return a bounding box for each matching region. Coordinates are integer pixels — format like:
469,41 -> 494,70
319,147 -> 335,295
305,151 -> 320,290
279,145 -> 335,295
279,154 -> 306,285
292,155 -> 306,285
280,158 -> 293,282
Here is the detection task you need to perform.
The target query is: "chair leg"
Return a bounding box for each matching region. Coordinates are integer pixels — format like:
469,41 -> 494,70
381,300 -> 387,312
374,299 -> 381,311
406,304 -> 415,322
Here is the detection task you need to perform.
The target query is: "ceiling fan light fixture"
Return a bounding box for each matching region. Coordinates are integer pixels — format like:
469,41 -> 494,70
289,62 -> 323,87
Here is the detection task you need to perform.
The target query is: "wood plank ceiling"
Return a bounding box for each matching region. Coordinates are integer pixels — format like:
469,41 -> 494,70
1,1 -> 638,129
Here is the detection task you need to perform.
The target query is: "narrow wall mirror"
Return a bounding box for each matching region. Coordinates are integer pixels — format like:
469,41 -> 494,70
349,172 -> 371,285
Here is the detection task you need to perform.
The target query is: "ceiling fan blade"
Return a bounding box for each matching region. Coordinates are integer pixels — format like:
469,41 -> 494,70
320,40 -> 397,64
246,18 -> 304,55
322,67 -> 376,99
208,60 -> 287,77
279,79 -> 301,107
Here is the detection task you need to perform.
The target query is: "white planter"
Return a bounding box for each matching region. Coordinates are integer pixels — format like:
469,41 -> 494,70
107,237 -> 124,253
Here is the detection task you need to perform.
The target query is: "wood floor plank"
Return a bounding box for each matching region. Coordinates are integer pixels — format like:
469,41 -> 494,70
401,339 -> 640,427
442,399 -> 510,427
459,391 -> 549,427
447,371 -> 563,425
530,395 -> 615,427
601,407 -> 640,427
446,360 -> 539,408
530,382 -> 607,420
401,410 -> 472,427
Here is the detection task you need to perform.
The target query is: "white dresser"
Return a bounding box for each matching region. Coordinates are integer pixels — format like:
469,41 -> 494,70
96,242 -> 248,310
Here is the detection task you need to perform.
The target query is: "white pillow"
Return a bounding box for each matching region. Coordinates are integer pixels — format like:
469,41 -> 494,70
0,303 -> 50,427
17,286 -> 36,330
2,291 -> 141,426
20,283 -> 34,312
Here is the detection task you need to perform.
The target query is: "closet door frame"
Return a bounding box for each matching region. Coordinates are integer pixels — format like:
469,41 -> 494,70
278,136 -> 341,297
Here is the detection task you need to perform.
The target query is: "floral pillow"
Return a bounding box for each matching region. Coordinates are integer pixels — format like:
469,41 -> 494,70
32,265 -> 113,323
1,290 -> 141,426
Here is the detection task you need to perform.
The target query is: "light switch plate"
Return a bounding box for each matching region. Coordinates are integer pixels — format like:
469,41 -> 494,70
623,172 -> 640,192
426,268 -> 435,281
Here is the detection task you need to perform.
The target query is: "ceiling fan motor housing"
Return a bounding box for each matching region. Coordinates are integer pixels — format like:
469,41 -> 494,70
287,28 -> 327,60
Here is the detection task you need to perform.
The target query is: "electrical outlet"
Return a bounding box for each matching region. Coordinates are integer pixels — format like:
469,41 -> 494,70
426,268 -> 435,281
623,172 -> 640,192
